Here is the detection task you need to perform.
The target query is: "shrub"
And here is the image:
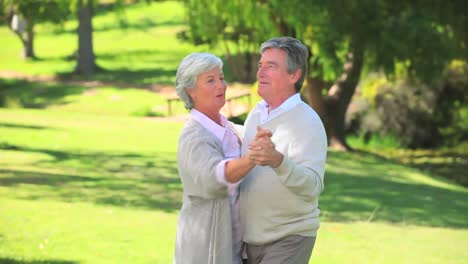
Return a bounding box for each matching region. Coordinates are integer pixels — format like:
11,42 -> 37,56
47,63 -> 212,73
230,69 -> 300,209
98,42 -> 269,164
349,61 -> 468,149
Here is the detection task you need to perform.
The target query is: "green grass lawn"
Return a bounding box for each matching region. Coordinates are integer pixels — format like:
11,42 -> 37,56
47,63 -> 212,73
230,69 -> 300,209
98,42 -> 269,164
1,108 -> 467,263
0,108 -> 182,263
0,77 -> 192,117
0,1 -> 213,86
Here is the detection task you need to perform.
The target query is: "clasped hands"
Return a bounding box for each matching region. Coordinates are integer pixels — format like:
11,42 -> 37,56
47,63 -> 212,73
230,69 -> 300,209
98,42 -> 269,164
247,126 -> 283,168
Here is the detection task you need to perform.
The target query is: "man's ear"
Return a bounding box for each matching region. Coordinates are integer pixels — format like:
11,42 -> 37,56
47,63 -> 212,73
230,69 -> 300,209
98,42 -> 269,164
290,69 -> 301,84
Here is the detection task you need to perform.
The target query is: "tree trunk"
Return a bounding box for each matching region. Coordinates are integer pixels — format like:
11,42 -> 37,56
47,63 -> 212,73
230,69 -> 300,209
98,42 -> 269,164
22,19 -> 35,59
305,75 -> 327,118
75,0 -> 98,75
9,15 -> 36,59
325,46 -> 364,151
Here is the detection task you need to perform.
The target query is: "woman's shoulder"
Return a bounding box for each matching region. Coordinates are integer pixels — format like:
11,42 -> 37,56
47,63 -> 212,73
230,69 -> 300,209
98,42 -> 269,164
179,118 -> 218,144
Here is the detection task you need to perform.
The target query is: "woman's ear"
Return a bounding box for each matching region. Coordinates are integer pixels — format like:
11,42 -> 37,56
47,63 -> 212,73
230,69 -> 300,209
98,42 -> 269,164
186,88 -> 196,99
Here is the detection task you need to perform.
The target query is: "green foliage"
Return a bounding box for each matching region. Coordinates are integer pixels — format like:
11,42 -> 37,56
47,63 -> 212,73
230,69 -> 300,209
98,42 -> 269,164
182,0 -> 467,85
179,0 -> 275,82
360,74 -> 388,107
376,79 -> 439,148
181,0 -> 273,47
2,0 -> 70,24
435,60 -> 468,145
350,61 -> 468,149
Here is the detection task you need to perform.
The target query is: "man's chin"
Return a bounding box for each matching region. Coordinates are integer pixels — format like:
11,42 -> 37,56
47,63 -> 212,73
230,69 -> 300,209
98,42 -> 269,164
257,88 -> 266,97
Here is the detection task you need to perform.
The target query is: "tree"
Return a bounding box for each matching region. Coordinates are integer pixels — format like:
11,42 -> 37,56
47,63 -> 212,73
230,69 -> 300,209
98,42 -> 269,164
179,0 -> 273,82
1,0 -> 69,59
74,0 -> 159,75
182,0 -> 467,151
75,0 -> 100,74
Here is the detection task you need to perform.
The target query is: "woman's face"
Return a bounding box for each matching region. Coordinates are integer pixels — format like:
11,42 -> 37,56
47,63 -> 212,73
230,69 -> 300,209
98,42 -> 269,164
188,67 -> 227,114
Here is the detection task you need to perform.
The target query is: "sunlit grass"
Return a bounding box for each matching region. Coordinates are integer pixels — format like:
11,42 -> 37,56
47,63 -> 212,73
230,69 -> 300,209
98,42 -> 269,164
349,135 -> 468,187
0,1 -> 210,85
0,199 -> 177,264
1,108 -> 467,263
314,222 -> 468,264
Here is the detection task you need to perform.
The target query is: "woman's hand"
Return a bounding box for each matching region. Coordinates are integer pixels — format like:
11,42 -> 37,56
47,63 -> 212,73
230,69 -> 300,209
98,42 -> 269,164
248,127 -> 283,168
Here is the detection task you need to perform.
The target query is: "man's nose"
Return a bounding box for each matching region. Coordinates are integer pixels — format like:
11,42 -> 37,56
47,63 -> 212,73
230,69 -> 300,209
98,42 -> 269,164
257,67 -> 264,77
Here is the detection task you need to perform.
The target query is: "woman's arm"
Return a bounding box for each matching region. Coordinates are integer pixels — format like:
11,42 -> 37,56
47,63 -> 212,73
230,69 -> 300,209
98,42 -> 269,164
223,126 -> 273,183
224,156 -> 256,183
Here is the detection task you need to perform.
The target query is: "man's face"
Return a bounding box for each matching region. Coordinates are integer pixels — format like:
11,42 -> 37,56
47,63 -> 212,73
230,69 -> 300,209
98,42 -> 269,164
256,48 -> 297,105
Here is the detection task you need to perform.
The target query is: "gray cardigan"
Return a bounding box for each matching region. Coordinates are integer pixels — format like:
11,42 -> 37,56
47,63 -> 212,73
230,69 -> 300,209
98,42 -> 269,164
174,118 -> 233,264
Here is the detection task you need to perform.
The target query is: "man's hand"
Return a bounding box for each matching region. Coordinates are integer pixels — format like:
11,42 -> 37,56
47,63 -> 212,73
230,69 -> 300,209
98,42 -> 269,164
248,127 -> 283,168
254,126 -> 272,140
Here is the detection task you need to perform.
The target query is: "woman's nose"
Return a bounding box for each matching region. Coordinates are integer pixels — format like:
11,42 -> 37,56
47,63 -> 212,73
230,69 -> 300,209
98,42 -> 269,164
219,79 -> 227,89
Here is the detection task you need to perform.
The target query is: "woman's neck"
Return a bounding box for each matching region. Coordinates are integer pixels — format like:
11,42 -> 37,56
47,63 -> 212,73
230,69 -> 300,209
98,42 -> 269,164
195,108 -> 222,126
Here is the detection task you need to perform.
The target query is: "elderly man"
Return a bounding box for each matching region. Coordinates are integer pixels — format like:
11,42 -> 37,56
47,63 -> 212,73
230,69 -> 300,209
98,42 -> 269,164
240,36 -> 328,264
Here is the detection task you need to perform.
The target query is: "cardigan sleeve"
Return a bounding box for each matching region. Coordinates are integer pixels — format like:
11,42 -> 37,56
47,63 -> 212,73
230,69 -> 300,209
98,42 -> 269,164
177,123 -> 228,199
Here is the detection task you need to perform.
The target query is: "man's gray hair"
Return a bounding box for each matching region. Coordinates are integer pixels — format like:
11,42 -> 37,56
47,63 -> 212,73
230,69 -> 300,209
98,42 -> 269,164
260,37 -> 308,92
175,53 -> 223,109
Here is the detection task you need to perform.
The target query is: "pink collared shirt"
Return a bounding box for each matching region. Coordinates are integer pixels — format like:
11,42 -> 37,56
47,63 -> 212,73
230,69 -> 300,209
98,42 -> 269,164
190,109 -> 243,264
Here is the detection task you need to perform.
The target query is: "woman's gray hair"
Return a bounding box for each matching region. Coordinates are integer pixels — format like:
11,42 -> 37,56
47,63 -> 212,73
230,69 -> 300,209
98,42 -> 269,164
175,52 -> 223,109
260,37 -> 308,92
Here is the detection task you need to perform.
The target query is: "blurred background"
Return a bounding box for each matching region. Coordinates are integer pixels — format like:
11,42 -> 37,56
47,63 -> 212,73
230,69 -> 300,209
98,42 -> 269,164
0,0 -> 467,263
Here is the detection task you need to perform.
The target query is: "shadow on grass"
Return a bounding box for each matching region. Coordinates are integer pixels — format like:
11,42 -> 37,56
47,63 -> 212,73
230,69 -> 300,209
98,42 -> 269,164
46,2 -> 184,36
90,18 -> 183,34
320,150 -> 468,228
0,79 -> 87,109
395,150 -> 468,187
85,67 -> 177,86
0,258 -> 78,264
51,62 -> 177,87
0,144 -> 181,213
2,143 -> 466,227
0,123 -> 49,130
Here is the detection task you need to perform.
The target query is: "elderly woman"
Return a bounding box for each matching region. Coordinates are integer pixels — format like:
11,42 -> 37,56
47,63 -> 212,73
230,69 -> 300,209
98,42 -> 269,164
173,53 -> 271,264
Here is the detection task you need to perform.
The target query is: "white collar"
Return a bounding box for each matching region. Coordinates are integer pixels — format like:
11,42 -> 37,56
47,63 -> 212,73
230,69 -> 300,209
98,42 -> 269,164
257,93 -> 302,123
190,109 -> 227,142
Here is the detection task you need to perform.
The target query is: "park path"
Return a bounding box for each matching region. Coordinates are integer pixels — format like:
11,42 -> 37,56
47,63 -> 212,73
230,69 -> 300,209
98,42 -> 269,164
0,70 -> 252,121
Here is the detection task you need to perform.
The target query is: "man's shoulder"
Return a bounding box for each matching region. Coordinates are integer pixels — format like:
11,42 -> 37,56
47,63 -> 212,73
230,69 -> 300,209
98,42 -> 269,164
290,102 -> 320,119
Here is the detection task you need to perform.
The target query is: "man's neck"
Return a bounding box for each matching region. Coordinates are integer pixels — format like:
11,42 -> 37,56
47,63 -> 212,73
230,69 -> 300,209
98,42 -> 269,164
267,92 -> 296,113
